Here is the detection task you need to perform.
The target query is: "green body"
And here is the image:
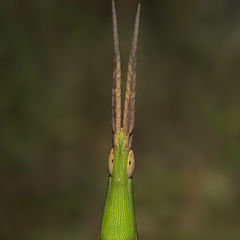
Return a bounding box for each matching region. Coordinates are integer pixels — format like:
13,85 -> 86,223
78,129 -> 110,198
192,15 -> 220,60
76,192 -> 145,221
99,131 -> 137,240
98,1 -> 140,239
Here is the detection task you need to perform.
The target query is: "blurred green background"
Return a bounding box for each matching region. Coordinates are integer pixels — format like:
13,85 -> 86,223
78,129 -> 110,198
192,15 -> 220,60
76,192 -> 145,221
1,0 -> 240,239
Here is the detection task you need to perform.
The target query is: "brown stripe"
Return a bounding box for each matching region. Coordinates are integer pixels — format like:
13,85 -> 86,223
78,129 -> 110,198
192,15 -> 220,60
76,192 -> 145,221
123,3 -> 141,135
112,0 -> 122,134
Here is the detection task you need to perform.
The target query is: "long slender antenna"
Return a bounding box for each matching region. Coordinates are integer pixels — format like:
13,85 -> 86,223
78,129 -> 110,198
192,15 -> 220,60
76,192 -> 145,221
123,3 -> 141,135
112,0 -> 122,134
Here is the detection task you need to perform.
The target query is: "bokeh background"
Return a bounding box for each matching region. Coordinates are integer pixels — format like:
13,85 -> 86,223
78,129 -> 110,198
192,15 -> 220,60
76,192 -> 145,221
1,0 -> 240,239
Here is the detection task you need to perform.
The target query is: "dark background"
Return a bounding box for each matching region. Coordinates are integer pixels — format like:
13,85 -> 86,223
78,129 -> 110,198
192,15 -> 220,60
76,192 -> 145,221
1,0 -> 240,239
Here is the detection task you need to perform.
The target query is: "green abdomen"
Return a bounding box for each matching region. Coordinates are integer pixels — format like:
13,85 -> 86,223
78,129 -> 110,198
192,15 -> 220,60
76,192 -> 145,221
99,177 -> 137,240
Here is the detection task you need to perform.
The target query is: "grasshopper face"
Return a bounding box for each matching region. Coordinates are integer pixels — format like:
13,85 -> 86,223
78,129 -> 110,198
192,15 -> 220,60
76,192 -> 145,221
98,1 -> 141,240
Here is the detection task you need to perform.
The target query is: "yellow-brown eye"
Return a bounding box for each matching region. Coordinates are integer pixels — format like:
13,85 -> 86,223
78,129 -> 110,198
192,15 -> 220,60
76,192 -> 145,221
108,148 -> 114,176
127,150 -> 135,178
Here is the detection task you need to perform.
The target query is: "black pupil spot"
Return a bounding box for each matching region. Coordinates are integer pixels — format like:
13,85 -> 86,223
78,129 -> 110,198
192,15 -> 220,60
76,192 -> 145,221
129,161 -> 131,165
112,159 -> 113,163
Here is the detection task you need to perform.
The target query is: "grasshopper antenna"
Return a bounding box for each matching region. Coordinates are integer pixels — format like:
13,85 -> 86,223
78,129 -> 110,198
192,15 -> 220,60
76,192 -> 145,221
112,0 -> 122,135
123,3 -> 141,139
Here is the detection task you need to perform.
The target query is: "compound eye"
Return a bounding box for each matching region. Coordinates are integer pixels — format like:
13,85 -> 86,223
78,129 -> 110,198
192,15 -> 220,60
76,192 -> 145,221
108,148 -> 114,176
127,150 -> 135,178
